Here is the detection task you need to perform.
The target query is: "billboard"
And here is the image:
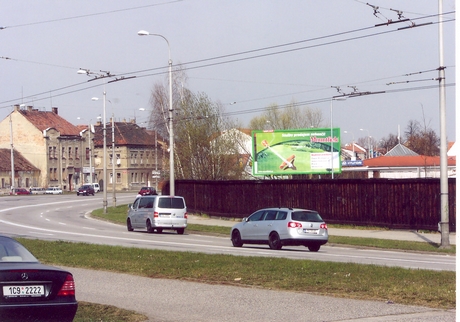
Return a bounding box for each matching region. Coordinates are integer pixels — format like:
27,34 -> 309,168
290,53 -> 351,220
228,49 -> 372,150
252,128 -> 341,176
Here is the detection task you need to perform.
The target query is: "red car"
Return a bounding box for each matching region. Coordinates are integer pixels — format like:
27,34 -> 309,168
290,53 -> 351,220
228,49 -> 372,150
11,188 -> 30,196
138,187 -> 157,196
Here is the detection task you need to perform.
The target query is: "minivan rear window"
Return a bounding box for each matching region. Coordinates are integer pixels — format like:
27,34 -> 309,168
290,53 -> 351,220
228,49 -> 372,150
292,211 -> 323,222
158,197 -> 185,209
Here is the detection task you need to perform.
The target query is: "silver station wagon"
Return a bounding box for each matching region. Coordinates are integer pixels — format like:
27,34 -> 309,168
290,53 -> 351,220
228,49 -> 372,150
230,207 -> 328,251
127,195 -> 187,234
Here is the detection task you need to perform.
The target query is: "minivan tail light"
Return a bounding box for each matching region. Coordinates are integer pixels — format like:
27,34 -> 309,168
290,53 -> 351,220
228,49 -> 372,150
288,221 -> 302,228
320,223 -> 328,230
184,212 -> 188,219
154,212 -> 159,218
57,274 -> 75,296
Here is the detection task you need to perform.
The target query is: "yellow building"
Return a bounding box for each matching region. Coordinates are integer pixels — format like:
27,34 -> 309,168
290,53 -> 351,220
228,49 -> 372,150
0,105 -> 83,191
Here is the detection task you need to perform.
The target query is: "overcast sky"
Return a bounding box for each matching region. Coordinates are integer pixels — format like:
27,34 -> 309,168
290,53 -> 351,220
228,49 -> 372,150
0,0 -> 455,145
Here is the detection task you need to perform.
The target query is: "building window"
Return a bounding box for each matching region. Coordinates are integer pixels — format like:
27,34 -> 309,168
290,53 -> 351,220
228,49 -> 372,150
62,147 -> 66,159
117,172 -> 121,183
49,147 -> 53,160
68,147 -> 72,159
53,147 -> 57,159
86,148 -> 90,160
75,147 -> 79,160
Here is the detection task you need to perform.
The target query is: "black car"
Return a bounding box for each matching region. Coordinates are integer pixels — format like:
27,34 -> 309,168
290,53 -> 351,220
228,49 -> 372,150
77,184 -> 95,196
0,235 -> 78,321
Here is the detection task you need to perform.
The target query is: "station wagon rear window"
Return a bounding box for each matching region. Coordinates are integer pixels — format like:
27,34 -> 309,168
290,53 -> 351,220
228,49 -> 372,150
292,211 -> 323,222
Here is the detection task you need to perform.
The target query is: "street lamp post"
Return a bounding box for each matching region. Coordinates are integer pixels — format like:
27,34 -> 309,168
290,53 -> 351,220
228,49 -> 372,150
77,117 -> 93,185
138,30 -> 175,195
360,128 -> 371,159
92,95 -> 108,213
330,96 -> 347,178
344,130 -> 355,160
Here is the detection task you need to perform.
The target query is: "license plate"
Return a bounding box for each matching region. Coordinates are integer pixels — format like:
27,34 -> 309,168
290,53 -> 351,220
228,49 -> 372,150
3,285 -> 45,297
304,229 -> 318,234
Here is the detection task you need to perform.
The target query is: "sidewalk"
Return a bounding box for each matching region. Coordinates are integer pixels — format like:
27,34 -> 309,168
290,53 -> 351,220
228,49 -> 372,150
187,215 -> 456,245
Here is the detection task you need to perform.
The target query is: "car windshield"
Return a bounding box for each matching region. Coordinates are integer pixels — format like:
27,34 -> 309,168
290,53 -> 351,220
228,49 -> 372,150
0,237 -> 39,262
291,211 -> 323,222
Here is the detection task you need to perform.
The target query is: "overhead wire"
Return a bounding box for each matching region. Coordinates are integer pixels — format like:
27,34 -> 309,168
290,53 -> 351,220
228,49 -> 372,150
0,11 -> 455,117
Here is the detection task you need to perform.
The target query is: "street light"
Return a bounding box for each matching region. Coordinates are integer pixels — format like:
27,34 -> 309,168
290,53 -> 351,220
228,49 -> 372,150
138,30 -> 175,195
330,96 -> 347,178
360,128 -> 371,159
77,117 -> 94,185
92,96 -> 108,213
344,130 -> 355,160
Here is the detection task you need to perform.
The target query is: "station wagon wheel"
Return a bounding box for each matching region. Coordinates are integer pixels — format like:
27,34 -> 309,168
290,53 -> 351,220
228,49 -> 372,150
268,232 -> 282,250
177,228 -> 185,235
231,230 -> 243,247
146,220 -> 154,233
307,244 -> 321,252
155,228 -> 163,234
127,219 -> 133,232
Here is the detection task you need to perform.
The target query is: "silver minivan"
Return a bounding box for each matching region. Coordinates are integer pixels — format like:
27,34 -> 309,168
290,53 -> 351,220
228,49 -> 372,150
127,195 -> 187,234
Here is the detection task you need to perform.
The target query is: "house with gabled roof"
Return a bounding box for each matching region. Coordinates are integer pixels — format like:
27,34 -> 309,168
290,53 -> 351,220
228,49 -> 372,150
88,119 -> 162,191
0,148 -> 40,191
0,105 -> 85,190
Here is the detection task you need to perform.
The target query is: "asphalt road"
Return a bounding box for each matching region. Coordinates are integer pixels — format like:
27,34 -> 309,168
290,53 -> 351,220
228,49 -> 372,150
0,194 -> 454,271
0,193 -> 456,321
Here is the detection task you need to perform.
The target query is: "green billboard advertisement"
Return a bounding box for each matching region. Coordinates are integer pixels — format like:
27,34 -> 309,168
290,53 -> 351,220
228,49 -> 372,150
252,128 -> 341,176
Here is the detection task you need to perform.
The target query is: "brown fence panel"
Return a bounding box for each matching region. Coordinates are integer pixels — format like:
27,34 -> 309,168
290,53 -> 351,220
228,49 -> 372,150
167,178 -> 456,231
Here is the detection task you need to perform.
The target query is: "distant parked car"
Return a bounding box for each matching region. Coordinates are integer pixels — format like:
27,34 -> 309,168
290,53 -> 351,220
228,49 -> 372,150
11,188 -> 30,196
0,235 -> 78,321
77,185 -> 95,196
45,187 -> 63,195
127,195 -> 187,234
138,186 -> 157,196
230,207 -> 328,252
29,187 -> 46,195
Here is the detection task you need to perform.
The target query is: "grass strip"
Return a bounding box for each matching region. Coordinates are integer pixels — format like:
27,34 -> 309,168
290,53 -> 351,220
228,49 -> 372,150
17,238 -> 455,310
74,301 -> 148,322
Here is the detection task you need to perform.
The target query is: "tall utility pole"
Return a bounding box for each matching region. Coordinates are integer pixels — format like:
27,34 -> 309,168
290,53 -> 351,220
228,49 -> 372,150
438,0 -> 450,247
9,113 -> 14,191
111,114 -> 116,207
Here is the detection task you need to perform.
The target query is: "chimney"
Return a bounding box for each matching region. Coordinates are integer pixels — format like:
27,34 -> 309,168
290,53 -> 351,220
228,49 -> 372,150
14,104 -> 20,112
52,107 -> 58,114
27,106 -> 33,112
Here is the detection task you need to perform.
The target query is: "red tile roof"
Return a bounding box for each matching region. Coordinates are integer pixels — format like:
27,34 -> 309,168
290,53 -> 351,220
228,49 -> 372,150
363,155 -> 456,167
19,108 -> 81,136
0,149 -> 39,171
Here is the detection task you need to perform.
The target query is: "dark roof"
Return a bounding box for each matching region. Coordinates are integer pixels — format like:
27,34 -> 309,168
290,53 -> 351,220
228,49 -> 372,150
92,122 -> 156,147
19,108 -> 81,136
0,149 -> 39,171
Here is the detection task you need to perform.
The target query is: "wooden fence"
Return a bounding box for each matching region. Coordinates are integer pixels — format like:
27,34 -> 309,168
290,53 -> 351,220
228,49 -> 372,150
164,178 -> 456,231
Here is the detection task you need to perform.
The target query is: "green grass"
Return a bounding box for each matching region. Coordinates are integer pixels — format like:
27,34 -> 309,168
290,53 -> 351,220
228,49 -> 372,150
17,238 -> 455,311
44,205 -> 456,320
74,301 -> 148,322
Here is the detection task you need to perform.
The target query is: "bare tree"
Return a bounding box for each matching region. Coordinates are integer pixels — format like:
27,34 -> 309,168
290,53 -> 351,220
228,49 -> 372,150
404,119 -> 440,156
248,101 -> 324,130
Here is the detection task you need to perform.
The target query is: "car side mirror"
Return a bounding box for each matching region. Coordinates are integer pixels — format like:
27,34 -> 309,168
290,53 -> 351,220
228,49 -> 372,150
243,217 -> 248,222
128,203 -> 132,209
